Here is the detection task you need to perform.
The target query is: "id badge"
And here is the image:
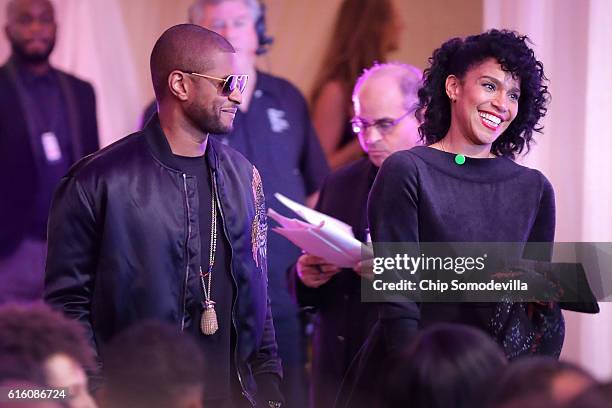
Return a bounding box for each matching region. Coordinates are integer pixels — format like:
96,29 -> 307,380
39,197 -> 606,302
41,131 -> 62,163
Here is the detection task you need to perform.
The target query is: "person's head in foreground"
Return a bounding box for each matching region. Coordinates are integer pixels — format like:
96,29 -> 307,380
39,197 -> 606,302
382,323 -> 507,408
487,356 -> 596,407
150,23 -> 245,139
0,353 -> 53,407
565,381 -> 612,408
417,29 -> 550,159
101,320 -> 205,408
351,62 -> 423,167
0,303 -> 97,408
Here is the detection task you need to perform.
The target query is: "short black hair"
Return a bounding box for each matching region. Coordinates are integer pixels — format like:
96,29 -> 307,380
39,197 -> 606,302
103,320 -> 205,408
382,323 -> 507,408
417,29 -> 550,159
6,0 -> 54,21
489,356 -> 595,406
150,23 -> 234,100
0,303 -> 95,371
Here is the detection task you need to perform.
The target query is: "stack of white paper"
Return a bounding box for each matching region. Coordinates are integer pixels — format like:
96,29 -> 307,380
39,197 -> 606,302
269,193 -> 372,268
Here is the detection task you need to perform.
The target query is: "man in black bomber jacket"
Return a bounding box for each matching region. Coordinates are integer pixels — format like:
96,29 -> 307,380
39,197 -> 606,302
44,25 -> 282,408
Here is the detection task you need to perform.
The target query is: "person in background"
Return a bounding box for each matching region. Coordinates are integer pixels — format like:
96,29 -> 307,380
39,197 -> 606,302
0,303 -> 97,408
100,321 -> 205,408
0,0 -> 99,304
45,24 -> 283,408
310,0 -> 403,169
141,2 -> 329,405
293,62 -> 422,408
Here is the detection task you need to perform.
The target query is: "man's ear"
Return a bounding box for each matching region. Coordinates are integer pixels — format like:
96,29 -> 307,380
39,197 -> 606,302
445,74 -> 461,102
168,71 -> 189,101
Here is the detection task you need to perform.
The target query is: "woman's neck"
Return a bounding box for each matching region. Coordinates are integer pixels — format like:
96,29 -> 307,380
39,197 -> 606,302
432,127 -> 495,158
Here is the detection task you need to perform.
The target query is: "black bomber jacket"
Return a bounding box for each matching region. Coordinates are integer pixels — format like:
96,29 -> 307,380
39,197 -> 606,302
44,116 -> 282,405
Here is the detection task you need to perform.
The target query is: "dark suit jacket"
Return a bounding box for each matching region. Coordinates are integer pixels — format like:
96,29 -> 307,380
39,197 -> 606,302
0,60 -> 99,255
292,157 -> 378,408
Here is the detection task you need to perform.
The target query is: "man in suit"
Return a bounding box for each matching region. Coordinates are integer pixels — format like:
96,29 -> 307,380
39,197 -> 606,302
293,63 -> 422,408
0,0 -> 99,303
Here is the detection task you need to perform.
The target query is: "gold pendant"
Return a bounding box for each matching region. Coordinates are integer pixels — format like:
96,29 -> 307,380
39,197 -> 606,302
201,300 -> 218,335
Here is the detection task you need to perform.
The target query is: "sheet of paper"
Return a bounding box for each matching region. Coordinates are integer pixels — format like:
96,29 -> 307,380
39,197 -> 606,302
274,193 -> 354,236
268,206 -> 373,267
268,208 -> 320,229
272,227 -> 359,268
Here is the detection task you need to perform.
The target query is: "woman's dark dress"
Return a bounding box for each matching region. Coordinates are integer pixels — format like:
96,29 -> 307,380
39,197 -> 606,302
334,146 -> 565,408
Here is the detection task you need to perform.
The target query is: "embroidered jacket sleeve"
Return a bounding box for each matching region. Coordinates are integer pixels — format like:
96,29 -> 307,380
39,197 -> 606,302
249,165 -> 284,402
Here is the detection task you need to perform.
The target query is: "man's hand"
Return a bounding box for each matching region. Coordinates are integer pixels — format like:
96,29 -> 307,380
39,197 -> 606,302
353,258 -> 374,281
297,254 -> 341,288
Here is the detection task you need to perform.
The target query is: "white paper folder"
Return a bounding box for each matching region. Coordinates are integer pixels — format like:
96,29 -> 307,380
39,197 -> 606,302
268,194 -> 372,268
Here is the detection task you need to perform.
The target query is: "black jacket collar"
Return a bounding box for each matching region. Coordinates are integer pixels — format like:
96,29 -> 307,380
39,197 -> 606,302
143,113 -> 219,173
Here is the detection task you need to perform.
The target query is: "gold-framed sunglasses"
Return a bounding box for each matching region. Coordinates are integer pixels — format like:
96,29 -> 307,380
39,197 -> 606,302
186,72 -> 249,95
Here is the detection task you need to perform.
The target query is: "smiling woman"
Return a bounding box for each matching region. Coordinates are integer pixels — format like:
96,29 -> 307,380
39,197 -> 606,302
444,58 -> 520,151
336,30 -> 568,408
418,29 -> 550,159
365,29 -> 565,363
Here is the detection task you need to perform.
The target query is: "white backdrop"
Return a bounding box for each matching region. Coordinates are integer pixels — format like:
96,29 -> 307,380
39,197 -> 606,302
485,0 -> 612,379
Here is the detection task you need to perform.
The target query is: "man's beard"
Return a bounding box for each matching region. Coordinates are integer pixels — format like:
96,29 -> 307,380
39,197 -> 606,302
10,38 -> 55,64
186,103 -> 233,135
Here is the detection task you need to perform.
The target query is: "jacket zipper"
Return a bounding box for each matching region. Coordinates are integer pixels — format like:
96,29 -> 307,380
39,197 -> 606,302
181,173 -> 191,332
212,172 -> 256,407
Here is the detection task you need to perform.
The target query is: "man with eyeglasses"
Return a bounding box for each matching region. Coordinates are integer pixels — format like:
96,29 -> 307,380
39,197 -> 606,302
292,62 -> 422,408
45,24 -> 283,408
139,1 -> 329,406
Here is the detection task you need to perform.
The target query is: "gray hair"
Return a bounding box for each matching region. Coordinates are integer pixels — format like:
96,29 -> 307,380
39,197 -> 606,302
188,0 -> 262,24
352,62 -> 423,111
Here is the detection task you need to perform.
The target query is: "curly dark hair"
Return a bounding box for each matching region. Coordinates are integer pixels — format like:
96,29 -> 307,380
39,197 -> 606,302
0,303 -> 96,371
417,29 -> 550,158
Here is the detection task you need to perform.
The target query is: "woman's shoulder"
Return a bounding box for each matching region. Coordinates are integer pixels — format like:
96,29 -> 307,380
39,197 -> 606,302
379,149 -> 422,173
379,147 -> 553,192
507,160 -> 554,192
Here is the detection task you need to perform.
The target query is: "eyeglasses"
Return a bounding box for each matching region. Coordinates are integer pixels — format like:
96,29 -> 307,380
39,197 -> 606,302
351,110 -> 414,136
186,72 -> 249,95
